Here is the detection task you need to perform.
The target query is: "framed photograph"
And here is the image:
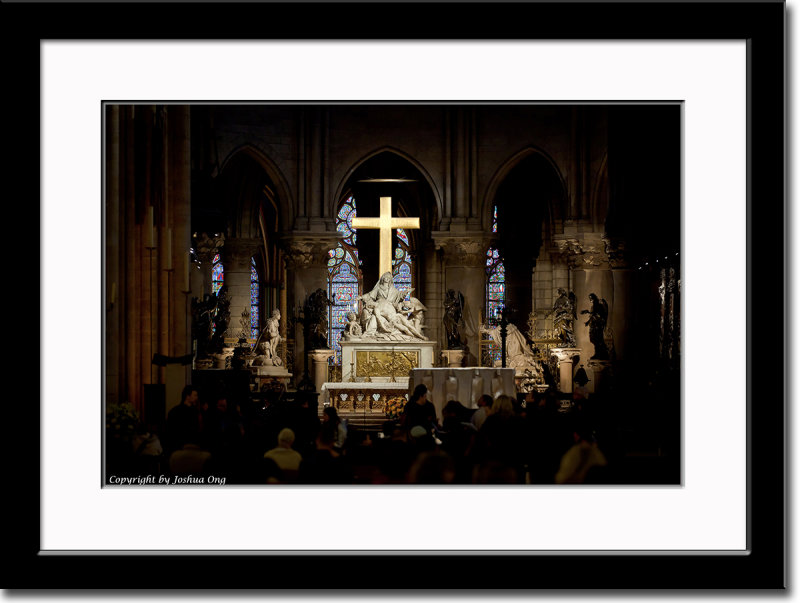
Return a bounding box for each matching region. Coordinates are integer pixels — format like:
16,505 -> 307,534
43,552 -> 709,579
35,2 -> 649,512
21,0 -> 785,589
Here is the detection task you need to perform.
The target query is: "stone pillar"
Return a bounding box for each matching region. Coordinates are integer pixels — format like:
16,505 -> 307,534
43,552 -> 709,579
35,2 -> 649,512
432,233 -> 492,366
606,237 -> 633,371
555,234 -> 613,363
310,349 -> 335,392
587,359 -> 612,395
280,233 -> 342,386
169,105 -> 192,366
422,242 -> 443,354
450,109 -> 468,227
223,237 -> 262,339
551,348 -> 581,394
106,105 -> 121,406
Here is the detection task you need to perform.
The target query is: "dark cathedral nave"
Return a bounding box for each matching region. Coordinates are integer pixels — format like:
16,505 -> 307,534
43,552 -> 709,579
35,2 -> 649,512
105,103 -> 681,486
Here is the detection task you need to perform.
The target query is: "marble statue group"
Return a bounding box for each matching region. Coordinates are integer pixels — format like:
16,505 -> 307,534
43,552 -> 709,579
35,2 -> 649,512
342,271 -> 429,343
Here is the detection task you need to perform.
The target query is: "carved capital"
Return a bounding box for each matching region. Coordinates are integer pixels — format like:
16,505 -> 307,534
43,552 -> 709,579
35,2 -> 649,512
192,232 -> 225,263
550,346 -> 581,364
432,232 -> 492,267
224,237 -> 262,267
553,236 -> 609,269
280,233 -> 343,270
309,349 -> 335,363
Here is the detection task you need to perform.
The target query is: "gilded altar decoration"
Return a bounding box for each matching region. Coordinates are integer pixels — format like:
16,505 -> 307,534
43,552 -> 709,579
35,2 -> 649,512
355,350 -> 419,378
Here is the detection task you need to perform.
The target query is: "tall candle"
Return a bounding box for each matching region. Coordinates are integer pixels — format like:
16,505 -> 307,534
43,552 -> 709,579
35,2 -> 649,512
145,207 -> 154,248
184,251 -> 191,292
165,228 -> 173,269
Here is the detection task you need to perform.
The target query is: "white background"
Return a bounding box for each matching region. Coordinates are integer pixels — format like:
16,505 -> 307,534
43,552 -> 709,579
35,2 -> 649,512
42,39 -> 747,553
31,12 -> 794,597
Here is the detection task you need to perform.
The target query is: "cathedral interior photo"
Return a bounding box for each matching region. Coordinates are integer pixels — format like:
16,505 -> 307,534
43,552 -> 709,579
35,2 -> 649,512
104,103 -> 681,486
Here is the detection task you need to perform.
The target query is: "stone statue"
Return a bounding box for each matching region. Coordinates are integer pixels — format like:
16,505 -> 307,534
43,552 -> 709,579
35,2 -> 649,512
481,322 -> 544,378
551,287 -> 577,348
265,308 -> 282,360
581,293 -> 609,360
305,288 -> 334,349
354,272 -> 428,341
343,312 -> 363,339
252,308 -> 283,366
443,289 -> 465,349
403,297 -> 427,335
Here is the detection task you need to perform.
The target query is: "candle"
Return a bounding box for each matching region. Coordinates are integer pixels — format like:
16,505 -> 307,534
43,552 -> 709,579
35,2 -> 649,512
165,228 -> 173,269
184,251 -> 191,292
145,207 -> 154,248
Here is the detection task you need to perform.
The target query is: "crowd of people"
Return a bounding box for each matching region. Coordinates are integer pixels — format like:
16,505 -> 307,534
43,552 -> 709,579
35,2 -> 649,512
106,379 -> 626,486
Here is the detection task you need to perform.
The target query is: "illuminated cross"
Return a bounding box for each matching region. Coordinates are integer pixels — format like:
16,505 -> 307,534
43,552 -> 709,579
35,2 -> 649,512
351,196 -> 420,276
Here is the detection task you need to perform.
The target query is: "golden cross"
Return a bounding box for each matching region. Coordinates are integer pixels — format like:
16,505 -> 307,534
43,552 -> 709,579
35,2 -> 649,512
350,196 -> 420,276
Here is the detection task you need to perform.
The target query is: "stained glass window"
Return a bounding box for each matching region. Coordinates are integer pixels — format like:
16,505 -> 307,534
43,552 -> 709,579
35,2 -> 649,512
211,253 -> 224,335
250,257 -> 259,340
492,205 -> 498,233
392,228 -> 413,301
486,247 -> 505,365
328,196 -> 362,365
211,253 -> 224,296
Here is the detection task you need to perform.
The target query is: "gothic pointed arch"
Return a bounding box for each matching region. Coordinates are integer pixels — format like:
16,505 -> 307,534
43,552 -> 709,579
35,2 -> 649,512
482,146 -> 568,235
332,146 -> 442,229
218,144 -> 295,234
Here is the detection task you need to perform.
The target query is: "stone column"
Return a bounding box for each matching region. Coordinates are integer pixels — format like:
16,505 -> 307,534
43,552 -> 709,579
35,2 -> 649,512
421,242 -> 443,353
105,105 -> 121,405
223,237 -> 262,340
551,348 -> 581,394
555,234 -> 613,363
432,233 -> 492,366
606,237 -> 633,372
586,359 -> 612,395
310,349 -> 335,392
280,233 -> 342,386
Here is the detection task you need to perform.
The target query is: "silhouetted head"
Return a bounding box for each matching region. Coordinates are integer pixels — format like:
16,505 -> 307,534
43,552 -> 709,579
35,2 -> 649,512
411,384 -> 428,405
181,385 -> 199,406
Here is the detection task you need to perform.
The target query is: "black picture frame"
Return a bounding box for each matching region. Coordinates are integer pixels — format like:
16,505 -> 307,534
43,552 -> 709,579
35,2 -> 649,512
14,1 -> 785,590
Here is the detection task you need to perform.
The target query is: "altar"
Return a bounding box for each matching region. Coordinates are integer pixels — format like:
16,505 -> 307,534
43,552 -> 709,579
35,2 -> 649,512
409,367 -> 517,421
341,340 -> 435,382
321,380 -> 410,413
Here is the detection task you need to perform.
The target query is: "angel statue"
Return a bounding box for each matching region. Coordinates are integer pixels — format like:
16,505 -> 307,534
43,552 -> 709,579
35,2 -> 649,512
581,293 -> 609,360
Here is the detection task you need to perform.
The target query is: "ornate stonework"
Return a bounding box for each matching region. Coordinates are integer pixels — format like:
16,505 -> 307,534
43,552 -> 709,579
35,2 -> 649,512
432,233 -> 492,267
192,232 -> 225,263
553,236 -> 610,269
280,234 -> 342,270
223,237 -> 262,266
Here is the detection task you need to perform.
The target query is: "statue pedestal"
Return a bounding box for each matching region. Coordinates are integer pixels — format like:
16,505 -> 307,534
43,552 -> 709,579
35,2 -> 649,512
440,349 -> 466,367
587,359 -> 612,394
309,349 -> 335,393
550,347 -> 582,394
250,365 -> 292,390
341,340 -> 435,382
